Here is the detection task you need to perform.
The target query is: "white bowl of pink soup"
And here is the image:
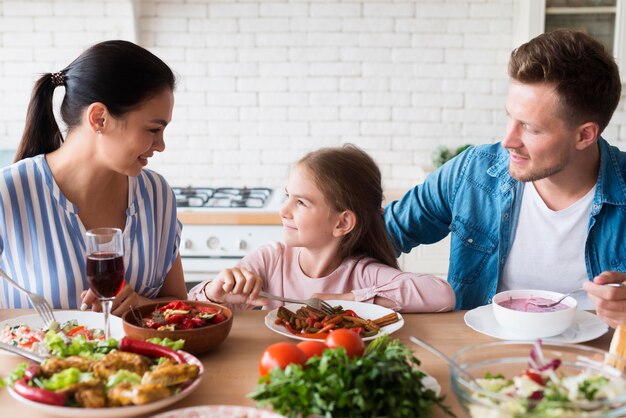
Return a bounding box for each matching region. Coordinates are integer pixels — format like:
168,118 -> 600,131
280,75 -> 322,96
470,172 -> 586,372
492,289 -> 577,339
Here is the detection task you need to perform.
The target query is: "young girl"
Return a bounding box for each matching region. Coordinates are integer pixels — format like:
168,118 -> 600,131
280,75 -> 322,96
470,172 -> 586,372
189,144 -> 455,312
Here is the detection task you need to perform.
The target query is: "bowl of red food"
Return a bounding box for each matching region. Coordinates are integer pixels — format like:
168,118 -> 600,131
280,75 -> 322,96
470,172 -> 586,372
122,300 -> 233,355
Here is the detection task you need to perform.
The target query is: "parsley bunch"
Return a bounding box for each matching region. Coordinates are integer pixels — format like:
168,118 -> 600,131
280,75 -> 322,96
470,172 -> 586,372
248,335 -> 454,418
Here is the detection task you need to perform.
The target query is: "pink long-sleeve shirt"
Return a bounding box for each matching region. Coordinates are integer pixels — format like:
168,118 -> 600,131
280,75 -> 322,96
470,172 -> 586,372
189,242 -> 455,313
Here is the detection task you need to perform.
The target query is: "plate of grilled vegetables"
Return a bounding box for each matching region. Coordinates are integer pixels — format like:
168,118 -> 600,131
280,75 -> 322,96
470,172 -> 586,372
265,300 -> 403,341
5,337 -> 203,417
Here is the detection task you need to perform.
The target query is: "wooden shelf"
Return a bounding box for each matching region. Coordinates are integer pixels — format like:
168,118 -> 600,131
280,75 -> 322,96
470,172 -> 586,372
546,6 -> 616,14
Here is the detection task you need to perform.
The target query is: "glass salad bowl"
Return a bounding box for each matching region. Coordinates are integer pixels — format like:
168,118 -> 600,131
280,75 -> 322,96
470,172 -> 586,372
450,341 -> 626,418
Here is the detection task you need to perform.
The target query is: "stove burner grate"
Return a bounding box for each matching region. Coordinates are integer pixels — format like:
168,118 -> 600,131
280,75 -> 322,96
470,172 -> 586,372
173,186 -> 273,209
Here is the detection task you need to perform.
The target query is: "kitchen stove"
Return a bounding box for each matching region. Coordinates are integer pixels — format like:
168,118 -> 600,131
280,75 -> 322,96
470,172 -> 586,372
174,186 -> 284,284
173,186 -> 274,209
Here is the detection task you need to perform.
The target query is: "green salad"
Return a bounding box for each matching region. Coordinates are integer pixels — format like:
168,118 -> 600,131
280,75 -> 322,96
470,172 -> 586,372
469,343 -> 626,418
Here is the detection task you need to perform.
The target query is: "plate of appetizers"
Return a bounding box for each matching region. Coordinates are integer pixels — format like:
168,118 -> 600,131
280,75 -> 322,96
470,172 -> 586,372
6,341 -> 203,418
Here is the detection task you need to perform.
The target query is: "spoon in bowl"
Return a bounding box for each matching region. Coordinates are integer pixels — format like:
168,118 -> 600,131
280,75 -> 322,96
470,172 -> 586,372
527,283 -> 623,309
409,336 -> 480,389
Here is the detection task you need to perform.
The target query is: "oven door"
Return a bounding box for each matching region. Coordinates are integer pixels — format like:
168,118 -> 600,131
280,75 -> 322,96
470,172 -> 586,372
182,256 -> 245,285
180,224 -> 283,288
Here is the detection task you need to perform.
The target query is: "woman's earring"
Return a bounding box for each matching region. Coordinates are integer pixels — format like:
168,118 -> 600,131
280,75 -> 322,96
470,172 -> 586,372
96,129 -> 102,135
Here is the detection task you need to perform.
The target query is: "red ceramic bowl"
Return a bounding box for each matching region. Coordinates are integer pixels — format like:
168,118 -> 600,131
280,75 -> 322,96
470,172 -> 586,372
122,300 -> 233,355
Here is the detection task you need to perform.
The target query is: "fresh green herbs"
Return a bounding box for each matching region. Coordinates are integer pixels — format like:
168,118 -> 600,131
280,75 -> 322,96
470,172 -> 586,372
248,335 -> 453,418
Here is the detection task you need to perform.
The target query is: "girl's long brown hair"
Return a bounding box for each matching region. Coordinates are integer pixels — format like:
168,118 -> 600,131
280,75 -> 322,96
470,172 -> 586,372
298,144 -> 399,269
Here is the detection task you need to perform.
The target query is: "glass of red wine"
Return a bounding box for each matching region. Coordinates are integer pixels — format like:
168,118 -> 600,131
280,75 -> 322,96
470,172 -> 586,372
85,227 -> 124,340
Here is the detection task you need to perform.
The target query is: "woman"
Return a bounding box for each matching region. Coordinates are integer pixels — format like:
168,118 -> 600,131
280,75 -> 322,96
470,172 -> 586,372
0,40 -> 187,315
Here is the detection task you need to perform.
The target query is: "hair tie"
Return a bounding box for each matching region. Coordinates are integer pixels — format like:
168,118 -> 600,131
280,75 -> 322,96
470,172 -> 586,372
50,71 -> 65,87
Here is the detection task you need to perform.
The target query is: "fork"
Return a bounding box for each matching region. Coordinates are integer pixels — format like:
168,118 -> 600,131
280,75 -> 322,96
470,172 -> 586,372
258,291 -> 335,315
0,267 -> 57,327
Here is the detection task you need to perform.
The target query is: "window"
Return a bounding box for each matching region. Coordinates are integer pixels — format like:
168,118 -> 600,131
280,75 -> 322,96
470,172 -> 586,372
513,0 -> 626,80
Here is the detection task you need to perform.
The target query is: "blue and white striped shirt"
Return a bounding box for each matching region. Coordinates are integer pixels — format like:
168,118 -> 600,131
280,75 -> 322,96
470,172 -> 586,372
0,155 -> 181,309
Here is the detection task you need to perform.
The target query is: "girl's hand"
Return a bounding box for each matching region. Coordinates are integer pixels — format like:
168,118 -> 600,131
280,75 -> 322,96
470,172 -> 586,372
204,268 -> 268,306
80,283 -> 140,317
584,271 -> 626,328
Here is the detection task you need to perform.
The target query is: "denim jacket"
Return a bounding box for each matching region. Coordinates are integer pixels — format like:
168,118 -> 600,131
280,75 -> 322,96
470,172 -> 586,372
384,138 -> 626,310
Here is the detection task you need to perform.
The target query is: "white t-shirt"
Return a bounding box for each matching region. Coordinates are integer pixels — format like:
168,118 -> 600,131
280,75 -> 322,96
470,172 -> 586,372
499,182 -> 595,310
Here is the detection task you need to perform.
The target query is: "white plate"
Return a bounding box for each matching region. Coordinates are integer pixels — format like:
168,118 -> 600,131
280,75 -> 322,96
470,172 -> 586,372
265,300 -> 404,342
151,405 -> 286,418
0,310 -> 124,356
464,305 -> 609,343
7,351 -> 203,418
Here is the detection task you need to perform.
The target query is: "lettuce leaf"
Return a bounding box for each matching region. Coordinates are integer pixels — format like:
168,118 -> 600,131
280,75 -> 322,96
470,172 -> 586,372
42,367 -> 94,390
106,369 -> 142,389
146,337 -> 185,351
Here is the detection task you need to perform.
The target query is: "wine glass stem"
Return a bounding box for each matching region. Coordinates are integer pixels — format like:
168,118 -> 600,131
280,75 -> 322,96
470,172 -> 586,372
101,298 -> 113,340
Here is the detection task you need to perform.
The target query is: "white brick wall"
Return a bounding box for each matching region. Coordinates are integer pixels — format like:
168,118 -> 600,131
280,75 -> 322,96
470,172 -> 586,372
0,0 -> 625,189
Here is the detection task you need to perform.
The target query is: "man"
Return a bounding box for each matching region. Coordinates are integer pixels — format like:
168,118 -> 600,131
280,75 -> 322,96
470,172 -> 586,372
384,29 -> 626,327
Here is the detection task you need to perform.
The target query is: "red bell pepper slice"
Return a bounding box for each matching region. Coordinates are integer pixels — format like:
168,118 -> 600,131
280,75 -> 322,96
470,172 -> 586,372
166,314 -> 185,325
190,317 -> 206,328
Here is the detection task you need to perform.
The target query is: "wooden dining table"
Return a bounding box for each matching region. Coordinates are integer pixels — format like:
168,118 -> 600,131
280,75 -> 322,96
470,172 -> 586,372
0,308 -> 614,418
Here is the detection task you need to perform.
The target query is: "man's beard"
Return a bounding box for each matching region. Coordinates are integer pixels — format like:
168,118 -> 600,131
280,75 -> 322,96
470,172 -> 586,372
508,158 -> 568,182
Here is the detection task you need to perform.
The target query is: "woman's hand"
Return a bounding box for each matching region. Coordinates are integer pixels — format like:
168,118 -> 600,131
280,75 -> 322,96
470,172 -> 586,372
584,271 -> 626,328
80,283 -> 140,317
204,268 -> 268,306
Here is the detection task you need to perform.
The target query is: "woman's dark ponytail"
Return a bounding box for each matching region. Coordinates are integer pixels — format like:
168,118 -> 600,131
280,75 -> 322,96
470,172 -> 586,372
14,40 -> 175,163
14,73 -> 64,162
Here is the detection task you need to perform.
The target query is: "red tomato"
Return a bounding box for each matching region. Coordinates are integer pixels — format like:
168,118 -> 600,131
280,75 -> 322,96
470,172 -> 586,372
259,342 -> 307,376
324,328 -> 365,358
296,340 -> 327,359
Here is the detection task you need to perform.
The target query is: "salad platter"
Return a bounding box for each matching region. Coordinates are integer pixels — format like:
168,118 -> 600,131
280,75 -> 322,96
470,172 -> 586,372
264,300 -> 404,342
5,341 -> 203,418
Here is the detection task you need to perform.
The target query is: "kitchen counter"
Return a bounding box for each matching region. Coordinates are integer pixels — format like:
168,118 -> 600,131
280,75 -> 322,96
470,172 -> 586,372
177,210 -> 281,225
0,309 -> 614,418
176,188 -> 409,226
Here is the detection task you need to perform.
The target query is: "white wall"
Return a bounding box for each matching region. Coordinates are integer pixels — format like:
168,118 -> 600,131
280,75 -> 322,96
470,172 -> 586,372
1,0 -> 625,189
